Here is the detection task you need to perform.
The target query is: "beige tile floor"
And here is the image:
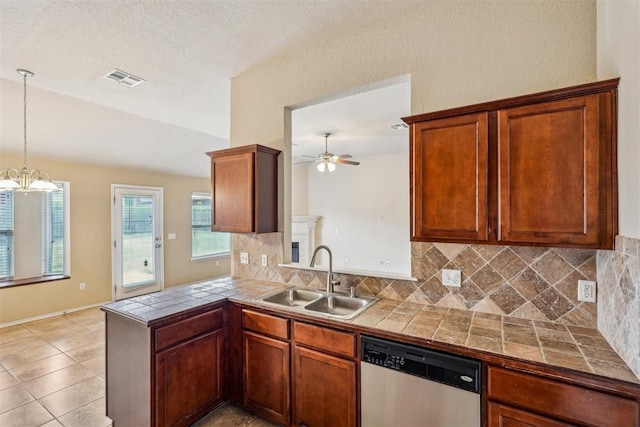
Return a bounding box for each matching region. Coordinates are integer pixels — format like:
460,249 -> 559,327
0,307 -> 110,427
0,307 -> 274,427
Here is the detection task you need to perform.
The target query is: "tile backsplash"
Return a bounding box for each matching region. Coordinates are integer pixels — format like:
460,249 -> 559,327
597,236 -> 640,378
233,233 -> 597,328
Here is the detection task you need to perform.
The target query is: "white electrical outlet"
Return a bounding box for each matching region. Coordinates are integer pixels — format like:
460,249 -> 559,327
79,282 -> 86,290
578,280 -> 597,302
442,269 -> 462,287
240,252 -> 249,264
261,254 -> 268,267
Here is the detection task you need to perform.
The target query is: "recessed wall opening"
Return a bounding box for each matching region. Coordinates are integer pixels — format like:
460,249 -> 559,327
284,76 -> 414,279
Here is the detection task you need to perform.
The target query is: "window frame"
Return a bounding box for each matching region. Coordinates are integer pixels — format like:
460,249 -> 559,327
0,182 -> 71,288
191,192 -> 230,261
42,182 -> 69,276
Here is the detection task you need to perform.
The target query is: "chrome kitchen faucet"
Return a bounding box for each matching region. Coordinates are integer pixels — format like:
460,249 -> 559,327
310,245 -> 341,293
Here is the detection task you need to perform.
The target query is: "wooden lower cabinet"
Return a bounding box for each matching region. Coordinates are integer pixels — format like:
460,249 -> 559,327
105,305 -> 227,427
155,329 -> 225,427
487,366 -> 640,427
238,311 -> 358,427
488,402 -> 573,427
292,345 -> 356,427
243,330 -> 291,425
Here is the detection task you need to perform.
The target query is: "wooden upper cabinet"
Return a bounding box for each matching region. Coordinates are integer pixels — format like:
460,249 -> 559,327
411,113 -> 489,242
207,144 -> 280,233
498,94 -> 613,247
404,78 -> 618,249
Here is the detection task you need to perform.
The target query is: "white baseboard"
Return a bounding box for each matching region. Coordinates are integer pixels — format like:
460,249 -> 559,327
0,301 -> 112,329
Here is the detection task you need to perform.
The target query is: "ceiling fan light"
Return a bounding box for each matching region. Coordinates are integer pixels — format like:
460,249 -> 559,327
316,160 -> 335,173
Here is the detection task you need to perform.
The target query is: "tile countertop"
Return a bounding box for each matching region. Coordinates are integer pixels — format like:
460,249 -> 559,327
101,276 -> 639,385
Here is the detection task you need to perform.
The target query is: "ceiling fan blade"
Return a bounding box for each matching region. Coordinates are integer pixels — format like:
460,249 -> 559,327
332,154 -> 352,159
294,160 -> 315,165
301,155 -> 318,159
334,159 -> 360,166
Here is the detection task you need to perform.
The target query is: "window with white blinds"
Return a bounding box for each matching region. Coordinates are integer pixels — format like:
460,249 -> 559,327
191,193 -> 230,259
42,184 -> 65,276
0,182 -> 69,284
0,192 -> 14,280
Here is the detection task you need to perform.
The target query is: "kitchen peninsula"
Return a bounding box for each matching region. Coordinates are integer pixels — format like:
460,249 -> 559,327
103,276 -> 640,427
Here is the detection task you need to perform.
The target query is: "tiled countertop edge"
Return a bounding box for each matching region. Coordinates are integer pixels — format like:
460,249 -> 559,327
102,276 -> 640,385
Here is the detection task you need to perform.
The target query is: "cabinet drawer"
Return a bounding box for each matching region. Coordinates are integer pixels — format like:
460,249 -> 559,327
487,366 -> 639,426
488,402 -> 572,427
155,308 -> 224,352
242,309 -> 289,340
293,322 -> 355,359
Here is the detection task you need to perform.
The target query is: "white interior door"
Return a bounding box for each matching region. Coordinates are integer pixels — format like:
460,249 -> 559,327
112,185 -> 164,300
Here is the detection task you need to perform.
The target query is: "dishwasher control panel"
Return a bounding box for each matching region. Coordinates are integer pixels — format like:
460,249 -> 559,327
361,335 -> 481,393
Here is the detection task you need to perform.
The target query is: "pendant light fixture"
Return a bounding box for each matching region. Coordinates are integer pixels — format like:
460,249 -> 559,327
0,69 -> 58,193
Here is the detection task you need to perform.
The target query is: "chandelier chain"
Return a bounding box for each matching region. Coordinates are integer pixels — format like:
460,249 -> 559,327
23,71 -> 28,169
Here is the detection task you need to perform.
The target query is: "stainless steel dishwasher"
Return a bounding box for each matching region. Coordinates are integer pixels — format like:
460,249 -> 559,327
361,335 -> 481,427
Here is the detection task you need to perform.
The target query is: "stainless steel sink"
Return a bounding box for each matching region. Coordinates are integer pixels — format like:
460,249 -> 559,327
262,288 -> 323,306
305,295 -> 376,319
258,287 -> 377,320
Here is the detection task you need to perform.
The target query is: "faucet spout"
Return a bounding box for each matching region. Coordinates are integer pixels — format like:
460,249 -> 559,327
310,245 -> 339,293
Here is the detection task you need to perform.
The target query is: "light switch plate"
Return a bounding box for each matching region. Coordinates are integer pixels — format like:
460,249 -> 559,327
442,269 -> 461,287
261,254 -> 268,267
240,252 -> 249,264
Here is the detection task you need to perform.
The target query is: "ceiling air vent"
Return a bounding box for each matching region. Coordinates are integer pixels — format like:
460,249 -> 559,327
104,69 -> 146,87
389,123 -> 409,130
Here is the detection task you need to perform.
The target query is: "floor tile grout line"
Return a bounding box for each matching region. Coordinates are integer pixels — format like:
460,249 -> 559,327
0,308 -> 110,426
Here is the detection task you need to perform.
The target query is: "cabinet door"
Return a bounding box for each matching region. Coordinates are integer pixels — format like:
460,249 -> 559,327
498,94 -> 613,247
155,328 -> 224,427
293,345 -> 356,427
488,402 -> 574,427
211,151 -> 254,232
411,112 -> 489,242
243,331 -> 290,425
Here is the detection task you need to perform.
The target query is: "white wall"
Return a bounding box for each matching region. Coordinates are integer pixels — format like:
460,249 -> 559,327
304,152 -> 410,275
291,163 -> 309,216
597,0 -> 640,239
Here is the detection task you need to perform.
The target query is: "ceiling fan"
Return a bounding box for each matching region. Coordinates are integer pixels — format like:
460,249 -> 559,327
302,133 -> 360,173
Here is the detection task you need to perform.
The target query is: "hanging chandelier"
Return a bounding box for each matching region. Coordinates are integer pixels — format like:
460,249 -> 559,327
0,69 -> 58,193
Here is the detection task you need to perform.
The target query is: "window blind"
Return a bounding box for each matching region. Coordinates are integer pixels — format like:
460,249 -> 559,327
42,184 -> 64,276
0,192 -> 14,280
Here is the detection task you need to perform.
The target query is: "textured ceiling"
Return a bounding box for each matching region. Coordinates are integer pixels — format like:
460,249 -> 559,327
0,0 -> 418,177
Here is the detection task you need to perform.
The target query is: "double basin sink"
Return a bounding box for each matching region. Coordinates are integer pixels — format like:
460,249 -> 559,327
258,287 -> 377,320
